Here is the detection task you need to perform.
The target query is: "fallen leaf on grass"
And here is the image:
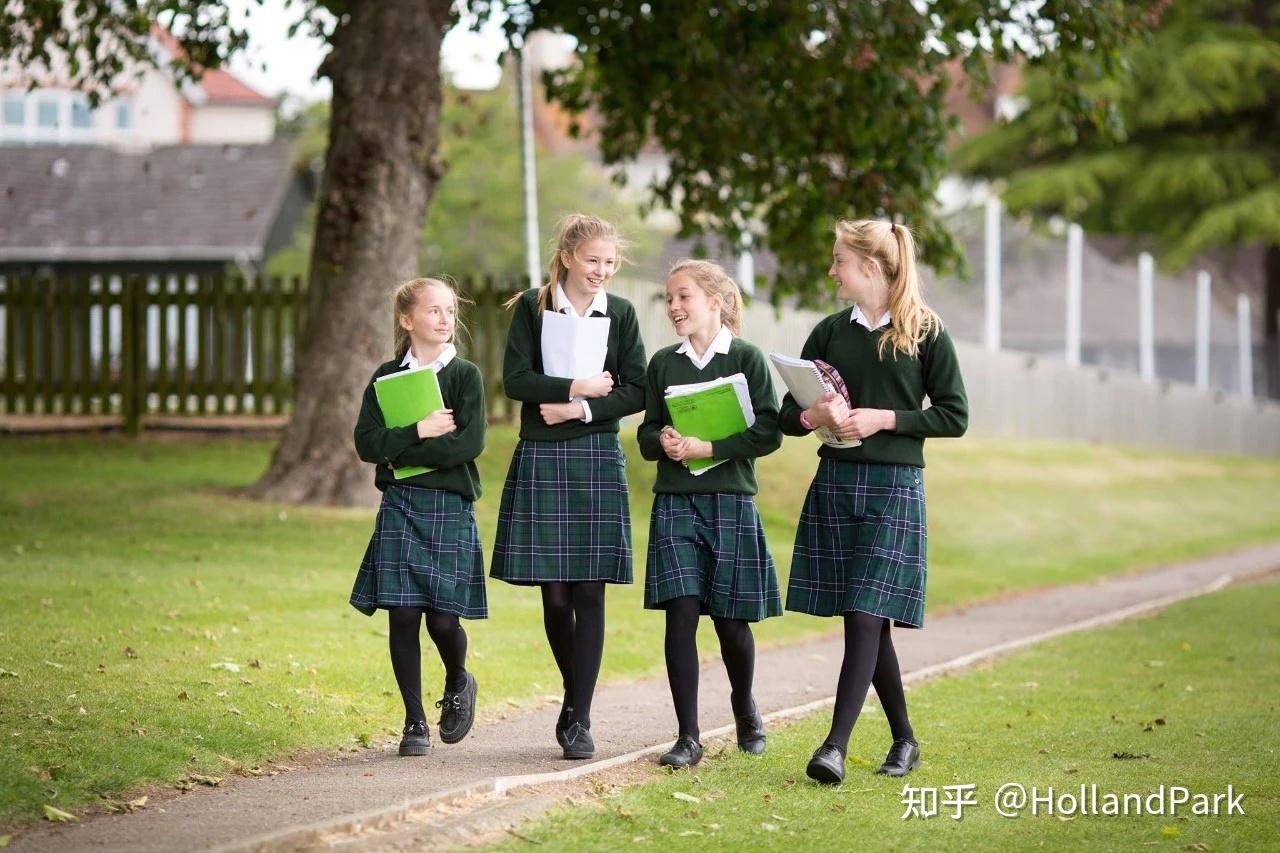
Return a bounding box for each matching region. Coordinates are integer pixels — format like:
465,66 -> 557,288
1112,751 -> 1151,760
177,691 -> 190,701
42,805 -> 77,823
1162,825 -> 1181,839
210,662 -> 240,673
42,660 -> 63,669
188,773 -> 223,787
677,831 -> 702,837
672,792 -> 700,804
105,796 -> 148,814
124,647 -> 137,659
1182,844 -> 1210,851
227,707 -> 242,716
0,669 -> 18,679
761,823 -> 778,832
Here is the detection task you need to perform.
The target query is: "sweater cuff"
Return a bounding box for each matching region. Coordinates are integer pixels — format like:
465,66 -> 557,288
893,409 -> 922,435
383,425 -> 420,464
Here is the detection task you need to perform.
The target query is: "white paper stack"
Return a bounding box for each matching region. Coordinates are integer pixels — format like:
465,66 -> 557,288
540,310 -> 612,379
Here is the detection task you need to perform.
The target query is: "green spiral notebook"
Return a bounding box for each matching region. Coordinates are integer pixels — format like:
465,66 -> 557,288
374,366 -> 445,479
664,373 -> 755,475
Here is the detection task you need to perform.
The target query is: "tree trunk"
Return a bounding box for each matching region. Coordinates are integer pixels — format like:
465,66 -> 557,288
248,0 -> 454,505
1265,243 -> 1280,400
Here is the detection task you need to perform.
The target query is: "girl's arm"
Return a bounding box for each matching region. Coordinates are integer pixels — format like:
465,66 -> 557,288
392,362 -> 488,468
636,355 -> 667,462
892,328 -> 968,438
779,323 -> 827,436
708,347 -> 782,460
502,295 -> 576,404
353,375 -> 419,466
580,304 -> 647,422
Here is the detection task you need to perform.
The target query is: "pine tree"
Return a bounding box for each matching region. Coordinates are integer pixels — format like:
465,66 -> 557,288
955,0 -> 1280,397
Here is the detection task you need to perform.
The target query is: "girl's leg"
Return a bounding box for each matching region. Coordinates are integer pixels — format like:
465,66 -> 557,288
540,582 -> 576,700
871,619 -> 915,742
424,611 -> 468,693
388,606 -> 426,723
568,581 -> 606,727
711,616 -> 756,718
823,610 -> 887,753
664,596 -> 703,740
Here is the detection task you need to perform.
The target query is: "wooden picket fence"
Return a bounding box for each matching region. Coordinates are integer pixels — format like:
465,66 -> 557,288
0,273 -> 523,432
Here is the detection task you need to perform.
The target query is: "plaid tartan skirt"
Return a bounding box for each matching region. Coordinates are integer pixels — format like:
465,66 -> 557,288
490,432 -> 634,585
786,460 -> 928,628
349,485 -> 487,619
645,493 -> 782,622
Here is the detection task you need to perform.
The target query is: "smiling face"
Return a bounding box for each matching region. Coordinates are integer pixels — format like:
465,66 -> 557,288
666,272 -> 721,339
829,242 -> 882,303
560,237 -> 619,300
398,282 -> 457,347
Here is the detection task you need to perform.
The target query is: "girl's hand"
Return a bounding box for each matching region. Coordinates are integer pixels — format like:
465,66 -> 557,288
833,408 -> 895,441
570,371 -> 614,399
416,409 -> 456,438
540,401 -> 587,425
804,391 -> 851,429
659,426 -> 685,460
677,438 -> 714,461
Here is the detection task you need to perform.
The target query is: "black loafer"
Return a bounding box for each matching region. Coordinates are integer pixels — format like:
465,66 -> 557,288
435,671 -> 477,745
555,699 -> 573,748
398,720 -> 431,756
805,743 -> 845,785
659,736 -> 704,769
562,721 -> 595,760
875,738 -> 920,776
735,700 -> 766,755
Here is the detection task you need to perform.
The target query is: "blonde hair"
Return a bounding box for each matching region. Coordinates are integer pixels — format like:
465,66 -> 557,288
505,213 -> 628,313
834,219 -> 942,359
667,258 -> 744,336
392,276 -> 471,360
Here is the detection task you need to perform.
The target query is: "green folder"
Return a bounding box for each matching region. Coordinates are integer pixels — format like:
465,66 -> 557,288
373,366 -> 445,479
665,377 -> 752,475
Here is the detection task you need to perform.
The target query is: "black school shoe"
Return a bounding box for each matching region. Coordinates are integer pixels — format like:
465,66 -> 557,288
659,736 -> 704,769
562,721 -> 595,760
875,738 -> 920,776
555,699 -> 573,748
436,671 -> 478,745
805,743 -> 846,785
398,720 -> 431,756
735,700 -> 767,755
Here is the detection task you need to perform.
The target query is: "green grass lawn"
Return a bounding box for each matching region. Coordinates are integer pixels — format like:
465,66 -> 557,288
495,580 -> 1280,851
1,429 -> 1278,824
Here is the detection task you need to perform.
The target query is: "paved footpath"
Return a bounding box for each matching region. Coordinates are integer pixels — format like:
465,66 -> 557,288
13,543 -> 1280,853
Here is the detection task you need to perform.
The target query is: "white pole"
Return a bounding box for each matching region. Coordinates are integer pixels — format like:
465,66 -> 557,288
516,43 -> 541,288
1065,223 -> 1083,367
984,195 -> 1002,352
737,236 -> 755,298
1195,271 -> 1211,391
1138,252 -> 1155,381
1238,294 -> 1254,399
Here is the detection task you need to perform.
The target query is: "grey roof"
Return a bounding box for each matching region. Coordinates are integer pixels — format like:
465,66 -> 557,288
0,142 -> 298,263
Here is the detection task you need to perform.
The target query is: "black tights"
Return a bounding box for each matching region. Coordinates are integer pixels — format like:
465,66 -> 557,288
388,607 -> 468,724
540,581 -> 607,727
664,595 -> 757,741
823,611 -> 914,753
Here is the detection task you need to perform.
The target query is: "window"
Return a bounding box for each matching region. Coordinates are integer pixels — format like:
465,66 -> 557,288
116,100 -> 132,130
71,98 -> 92,129
36,97 -> 59,128
2,94 -> 24,126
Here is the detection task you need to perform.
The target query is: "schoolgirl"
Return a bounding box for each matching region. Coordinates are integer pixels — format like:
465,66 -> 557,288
637,259 -> 783,768
780,220 -> 968,785
351,277 -> 488,756
490,214 -> 647,760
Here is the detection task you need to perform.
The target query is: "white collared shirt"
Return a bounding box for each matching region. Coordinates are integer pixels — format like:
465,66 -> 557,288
401,342 -> 456,373
851,304 -> 892,331
675,325 -> 733,371
553,282 -> 608,422
554,281 -> 609,318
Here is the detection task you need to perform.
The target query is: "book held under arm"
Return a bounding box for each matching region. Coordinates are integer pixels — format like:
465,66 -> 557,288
374,365 -> 445,479
664,373 -> 756,475
768,353 -> 862,448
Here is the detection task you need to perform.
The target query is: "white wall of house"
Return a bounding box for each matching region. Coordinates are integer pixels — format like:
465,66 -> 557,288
188,103 -> 274,145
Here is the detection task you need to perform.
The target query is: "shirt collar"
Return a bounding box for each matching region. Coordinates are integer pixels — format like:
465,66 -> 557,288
554,281 -> 608,317
675,325 -> 733,370
851,304 -> 892,331
400,343 -> 456,373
